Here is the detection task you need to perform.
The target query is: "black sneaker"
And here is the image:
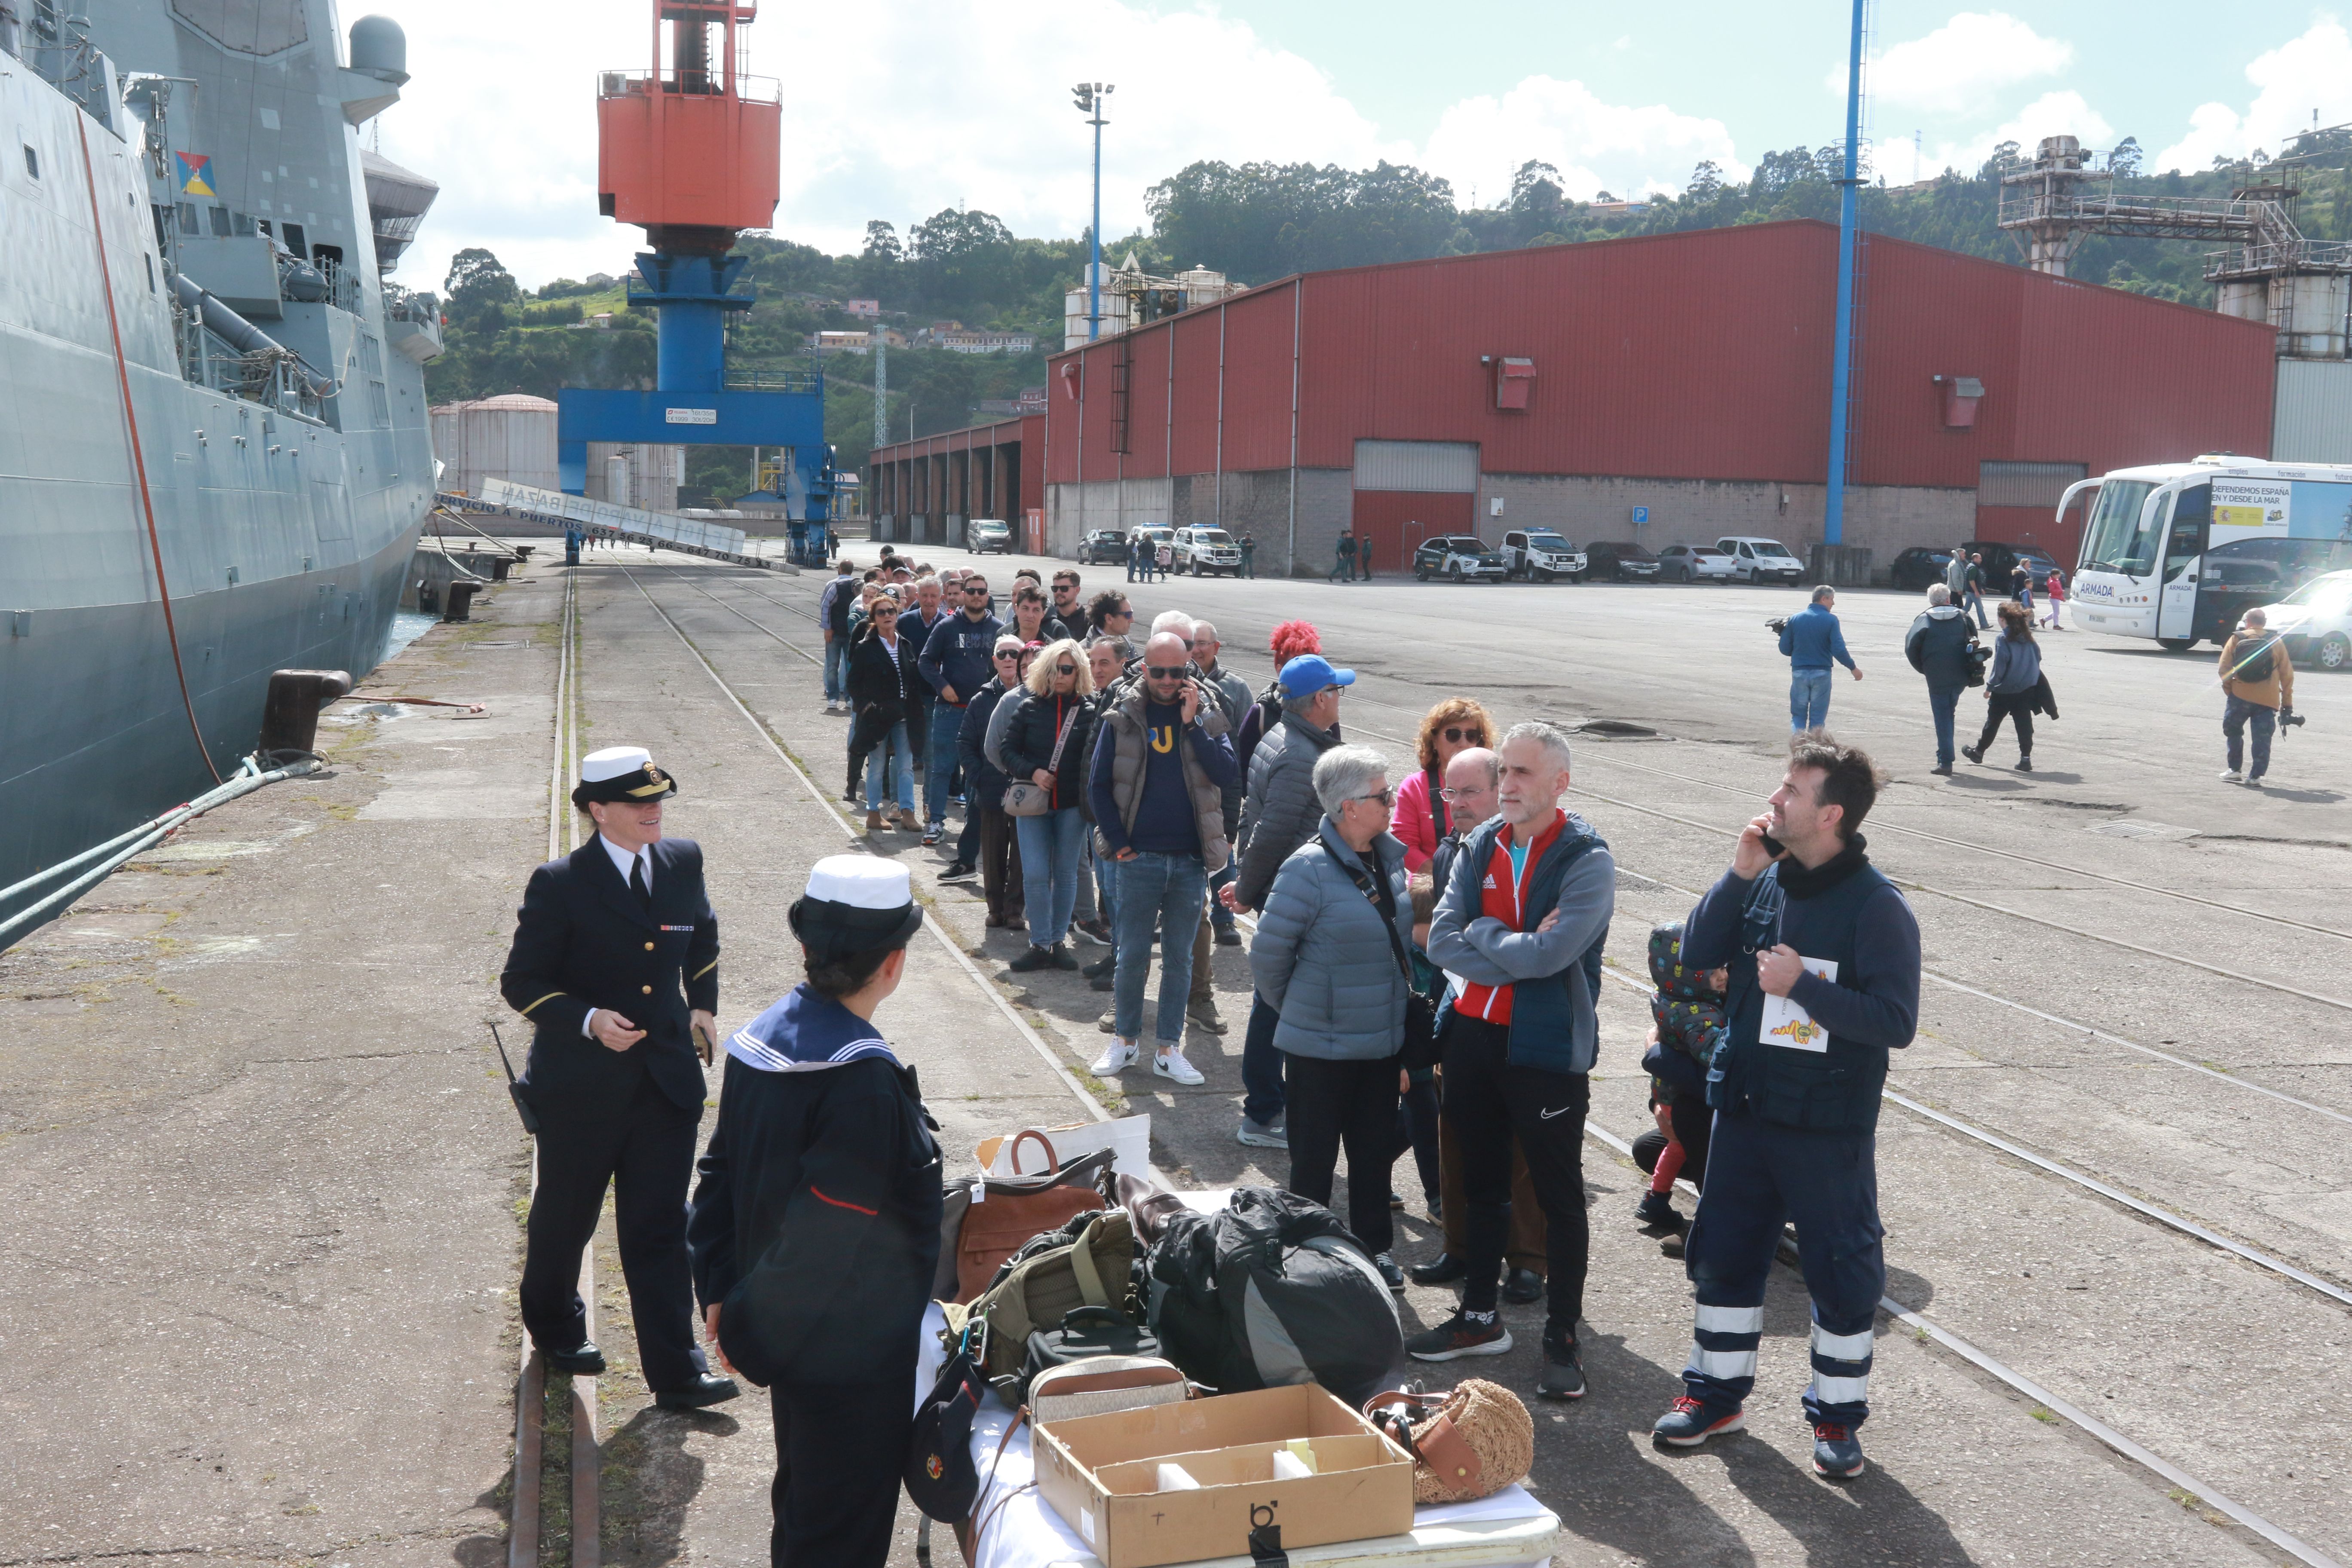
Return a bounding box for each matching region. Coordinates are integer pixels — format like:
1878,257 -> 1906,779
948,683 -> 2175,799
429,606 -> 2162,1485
1008,945 -> 1054,973
1050,942 -> 1078,971
1502,1267 -> 1544,1305
2015,756 -> 2033,772
1083,954 -> 1115,980
1405,1309 -> 1511,1363
1537,1334 -> 1586,1401
939,862 -> 977,882
1961,744 -> 1984,765
1214,924 -> 1242,946
1634,1191 -> 1682,1232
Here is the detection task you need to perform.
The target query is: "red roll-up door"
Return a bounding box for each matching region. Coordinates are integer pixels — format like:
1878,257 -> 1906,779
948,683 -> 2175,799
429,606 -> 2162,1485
1353,490 -> 1474,575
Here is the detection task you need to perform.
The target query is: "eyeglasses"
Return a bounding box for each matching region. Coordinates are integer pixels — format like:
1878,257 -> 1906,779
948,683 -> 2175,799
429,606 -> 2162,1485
1056,662 -> 1078,675
1436,785 -> 1482,802
1146,665 -> 1189,679
1442,726 -> 1486,745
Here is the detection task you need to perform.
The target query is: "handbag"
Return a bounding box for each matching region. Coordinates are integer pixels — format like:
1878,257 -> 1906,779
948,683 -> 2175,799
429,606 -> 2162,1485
1027,1350 -> 1188,1427
935,1130 -> 1113,1303
1363,1380 -> 1534,1505
1019,1305 -> 1163,1405
1001,701 -> 1079,818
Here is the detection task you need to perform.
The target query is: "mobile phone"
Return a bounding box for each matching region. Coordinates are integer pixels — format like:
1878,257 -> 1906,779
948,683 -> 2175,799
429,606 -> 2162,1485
1758,830 -> 1788,860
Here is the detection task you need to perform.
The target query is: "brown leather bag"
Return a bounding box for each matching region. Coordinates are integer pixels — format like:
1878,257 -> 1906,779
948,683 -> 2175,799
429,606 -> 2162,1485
940,1130 -> 1112,1304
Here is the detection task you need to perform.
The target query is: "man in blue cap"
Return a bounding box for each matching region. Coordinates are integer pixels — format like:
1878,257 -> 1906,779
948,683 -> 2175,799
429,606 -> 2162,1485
1222,652 -> 1351,1150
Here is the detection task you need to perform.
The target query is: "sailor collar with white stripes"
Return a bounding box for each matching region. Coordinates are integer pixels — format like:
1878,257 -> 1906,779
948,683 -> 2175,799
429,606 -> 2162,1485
726,983 -> 902,1074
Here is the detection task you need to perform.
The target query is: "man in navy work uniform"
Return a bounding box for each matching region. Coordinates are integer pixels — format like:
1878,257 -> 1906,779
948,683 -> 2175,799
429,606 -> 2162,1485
1653,733 -> 1919,1478
688,857 -> 942,1568
500,746 -> 738,1410
1412,721 -> 1614,1403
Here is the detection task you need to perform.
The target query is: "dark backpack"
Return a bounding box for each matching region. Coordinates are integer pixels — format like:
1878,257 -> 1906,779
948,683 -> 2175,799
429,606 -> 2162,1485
1145,1187 -> 1403,1408
2232,637 -> 2275,685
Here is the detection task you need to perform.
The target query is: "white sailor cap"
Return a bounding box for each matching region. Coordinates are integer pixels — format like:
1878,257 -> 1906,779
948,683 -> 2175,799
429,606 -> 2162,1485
790,856 -> 922,959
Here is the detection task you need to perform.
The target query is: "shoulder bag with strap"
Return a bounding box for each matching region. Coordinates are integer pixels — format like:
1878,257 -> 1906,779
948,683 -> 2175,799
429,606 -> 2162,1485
1002,701 -> 1078,818
1332,845 -> 1439,1070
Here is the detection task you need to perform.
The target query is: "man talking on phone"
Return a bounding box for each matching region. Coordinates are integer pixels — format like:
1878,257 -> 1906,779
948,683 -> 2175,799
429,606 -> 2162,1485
500,746 -> 738,1411
1651,734 -> 1917,1477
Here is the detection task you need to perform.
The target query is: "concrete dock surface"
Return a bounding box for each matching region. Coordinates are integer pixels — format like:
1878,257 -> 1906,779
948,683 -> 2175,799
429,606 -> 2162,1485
4,540 -> 2346,1567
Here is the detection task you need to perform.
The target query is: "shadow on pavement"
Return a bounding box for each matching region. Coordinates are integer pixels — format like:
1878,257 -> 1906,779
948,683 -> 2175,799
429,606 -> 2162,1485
1717,1436 -> 1974,1568
600,1404 -> 740,1565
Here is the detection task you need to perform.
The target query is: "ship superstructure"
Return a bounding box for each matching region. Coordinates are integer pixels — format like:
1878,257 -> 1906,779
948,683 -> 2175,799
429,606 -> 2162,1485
0,0 -> 438,917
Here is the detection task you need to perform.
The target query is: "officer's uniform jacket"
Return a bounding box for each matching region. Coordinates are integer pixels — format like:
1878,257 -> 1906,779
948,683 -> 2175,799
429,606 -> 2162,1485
500,836 -> 720,1113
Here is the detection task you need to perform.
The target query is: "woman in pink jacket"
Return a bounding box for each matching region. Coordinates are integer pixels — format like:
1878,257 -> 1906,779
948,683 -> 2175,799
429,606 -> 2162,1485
1389,697 -> 1497,871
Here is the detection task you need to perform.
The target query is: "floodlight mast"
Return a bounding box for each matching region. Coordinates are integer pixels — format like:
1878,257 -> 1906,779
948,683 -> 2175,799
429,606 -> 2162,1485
1074,82 -> 1113,341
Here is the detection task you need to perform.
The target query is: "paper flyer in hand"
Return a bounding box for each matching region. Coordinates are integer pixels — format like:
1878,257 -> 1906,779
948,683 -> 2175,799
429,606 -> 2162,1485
1760,956 -> 1838,1051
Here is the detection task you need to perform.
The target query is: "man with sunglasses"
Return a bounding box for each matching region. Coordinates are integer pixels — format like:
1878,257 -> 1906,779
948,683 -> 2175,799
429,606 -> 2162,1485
1087,591 -> 1135,641
1050,570 -> 1086,639
915,576 -> 1004,863
1087,632 -> 1238,1087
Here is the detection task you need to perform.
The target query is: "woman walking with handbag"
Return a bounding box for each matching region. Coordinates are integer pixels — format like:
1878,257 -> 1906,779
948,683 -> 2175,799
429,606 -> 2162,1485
1963,600 -> 2043,772
845,594 -> 925,832
1001,637 -> 1099,973
1248,744 -> 1414,1291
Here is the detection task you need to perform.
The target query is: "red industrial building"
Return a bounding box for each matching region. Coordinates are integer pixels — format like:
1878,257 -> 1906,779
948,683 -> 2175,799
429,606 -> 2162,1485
869,414 -> 1042,549
874,219 -> 2275,578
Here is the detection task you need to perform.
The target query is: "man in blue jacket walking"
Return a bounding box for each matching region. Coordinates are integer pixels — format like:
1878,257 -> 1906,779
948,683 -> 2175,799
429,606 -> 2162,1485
1652,734 -> 1919,1480
1779,585 -> 1862,732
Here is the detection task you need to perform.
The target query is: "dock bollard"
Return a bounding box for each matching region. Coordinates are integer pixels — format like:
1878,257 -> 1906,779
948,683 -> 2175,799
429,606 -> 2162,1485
258,669 -> 353,758
444,580 -> 483,622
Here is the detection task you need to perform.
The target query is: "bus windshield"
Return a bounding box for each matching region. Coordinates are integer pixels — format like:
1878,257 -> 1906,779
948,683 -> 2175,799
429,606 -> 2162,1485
2081,480 -> 2162,576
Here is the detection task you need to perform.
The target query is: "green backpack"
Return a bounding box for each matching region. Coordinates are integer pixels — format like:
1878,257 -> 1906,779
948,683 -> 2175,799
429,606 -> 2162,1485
942,1207 -> 1136,1396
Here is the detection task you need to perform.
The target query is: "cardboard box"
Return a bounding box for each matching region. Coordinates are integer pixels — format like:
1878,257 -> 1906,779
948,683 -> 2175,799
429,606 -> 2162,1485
1032,1384 -> 1415,1568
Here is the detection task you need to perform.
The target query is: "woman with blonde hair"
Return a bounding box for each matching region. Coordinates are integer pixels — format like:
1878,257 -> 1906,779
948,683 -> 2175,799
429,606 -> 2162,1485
1390,697 -> 1496,871
1000,638 -> 1099,971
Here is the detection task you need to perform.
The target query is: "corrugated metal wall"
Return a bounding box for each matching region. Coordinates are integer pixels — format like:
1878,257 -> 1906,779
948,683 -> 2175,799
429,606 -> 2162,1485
1354,439 -> 1479,491
2275,359 -> 2352,463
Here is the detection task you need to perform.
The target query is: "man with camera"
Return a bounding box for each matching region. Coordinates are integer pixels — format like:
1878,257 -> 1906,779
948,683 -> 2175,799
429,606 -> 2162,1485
2219,608 -> 2297,785
1775,586 -> 1861,734
1652,735 -> 1918,1479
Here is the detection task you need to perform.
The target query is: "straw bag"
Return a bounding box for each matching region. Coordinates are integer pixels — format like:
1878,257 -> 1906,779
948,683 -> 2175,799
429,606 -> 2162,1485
1363,1380 -> 1534,1505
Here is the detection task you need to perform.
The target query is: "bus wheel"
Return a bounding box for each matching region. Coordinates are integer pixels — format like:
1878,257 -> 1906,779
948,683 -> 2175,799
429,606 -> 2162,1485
2156,637 -> 2196,652
2321,633 -> 2350,671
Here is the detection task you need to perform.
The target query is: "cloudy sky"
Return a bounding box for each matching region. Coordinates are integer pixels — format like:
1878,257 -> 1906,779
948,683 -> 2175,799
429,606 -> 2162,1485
372,2 -> 2352,292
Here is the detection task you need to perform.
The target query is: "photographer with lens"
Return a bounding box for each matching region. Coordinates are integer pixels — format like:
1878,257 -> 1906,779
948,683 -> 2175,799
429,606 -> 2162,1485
2218,607 -> 2297,786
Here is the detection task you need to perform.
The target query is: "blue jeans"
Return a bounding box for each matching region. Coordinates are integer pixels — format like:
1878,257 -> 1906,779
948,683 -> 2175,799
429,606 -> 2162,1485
822,636 -> 847,703
1789,669 -> 1833,732
1112,851 -> 1207,1044
1014,808 -> 1087,946
2224,694 -> 2276,778
1242,992 -> 1287,1126
1209,858 -> 1238,931
924,702 -> 966,827
864,721 -> 916,812
1928,684 -> 1961,766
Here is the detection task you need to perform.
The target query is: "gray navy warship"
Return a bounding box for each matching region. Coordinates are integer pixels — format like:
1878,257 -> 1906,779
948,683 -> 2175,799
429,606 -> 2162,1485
0,0 -> 440,920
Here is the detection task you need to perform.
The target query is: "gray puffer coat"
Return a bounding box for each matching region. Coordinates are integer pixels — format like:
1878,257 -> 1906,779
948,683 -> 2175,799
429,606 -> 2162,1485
1249,820 -> 1413,1061
1236,711 -> 1343,909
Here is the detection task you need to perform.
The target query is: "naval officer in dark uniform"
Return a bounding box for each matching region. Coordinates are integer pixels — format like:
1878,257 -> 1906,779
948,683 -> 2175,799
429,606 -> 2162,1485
501,744 -> 739,1409
688,856 -> 943,1566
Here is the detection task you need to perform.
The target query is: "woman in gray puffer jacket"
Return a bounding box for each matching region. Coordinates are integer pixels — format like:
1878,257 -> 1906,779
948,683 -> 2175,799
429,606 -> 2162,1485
1249,744 -> 1413,1285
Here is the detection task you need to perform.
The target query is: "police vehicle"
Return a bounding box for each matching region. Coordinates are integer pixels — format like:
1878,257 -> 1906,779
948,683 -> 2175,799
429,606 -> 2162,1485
1501,529 -> 1587,581
1171,526 -> 1244,575
1412,535 -> 1510,582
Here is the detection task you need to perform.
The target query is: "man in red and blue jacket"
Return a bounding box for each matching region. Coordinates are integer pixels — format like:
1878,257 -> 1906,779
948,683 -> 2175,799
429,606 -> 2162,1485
1413,721 -> 1614,1403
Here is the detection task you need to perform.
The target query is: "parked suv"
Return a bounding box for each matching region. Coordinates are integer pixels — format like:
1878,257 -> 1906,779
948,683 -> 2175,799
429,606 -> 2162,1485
1715,536 -> 1804,584
965,517 -> 1012,554
1079,528 -> 1127,565
1412,535 -> 1509,582
1501,529 -> 1586,581
1889,546 -> 1956,592
1657,544 -> 1736,583
1585,541 -> 1661,581
1171,526 -> 1243,576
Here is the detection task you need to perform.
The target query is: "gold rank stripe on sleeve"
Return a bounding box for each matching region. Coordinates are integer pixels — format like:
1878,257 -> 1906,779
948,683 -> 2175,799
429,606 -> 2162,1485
691,959 -> 719,980
519,991 -> 568,1016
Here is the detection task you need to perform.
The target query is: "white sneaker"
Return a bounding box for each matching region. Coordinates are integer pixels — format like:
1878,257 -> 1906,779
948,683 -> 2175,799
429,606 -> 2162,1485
2220,768 -> 2243,782
1089,1040 -> 1138,1075
1154,1046 -> 1206,1086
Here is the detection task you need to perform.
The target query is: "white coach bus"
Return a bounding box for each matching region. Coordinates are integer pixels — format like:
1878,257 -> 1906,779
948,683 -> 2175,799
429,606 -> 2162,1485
2063,456 -> 2352,652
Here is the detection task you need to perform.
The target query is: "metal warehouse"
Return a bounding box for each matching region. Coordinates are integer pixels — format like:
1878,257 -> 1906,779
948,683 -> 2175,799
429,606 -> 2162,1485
870,414 -> 1044,550
986,219 -> 2276,579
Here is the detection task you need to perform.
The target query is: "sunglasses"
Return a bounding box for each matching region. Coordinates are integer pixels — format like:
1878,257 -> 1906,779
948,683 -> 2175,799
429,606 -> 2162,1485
1146,665 -> 1191,680
1056,662 -> 1078,675
873,606 -> 899,616
1351,787 -> 1396,809
993,650 -> 1020,661
1106,607 -> 1132,619
1442,726 -> 1487,745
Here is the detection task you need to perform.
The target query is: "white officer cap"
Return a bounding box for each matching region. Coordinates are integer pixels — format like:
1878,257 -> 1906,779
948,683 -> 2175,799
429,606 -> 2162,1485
582,746 -> 653,782
804,856 -> 911,910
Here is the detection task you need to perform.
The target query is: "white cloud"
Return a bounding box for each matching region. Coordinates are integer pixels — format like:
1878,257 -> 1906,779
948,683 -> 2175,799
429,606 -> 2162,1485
1420,77 -> 1746,207
1871,91 -> 2113,188
1840,11 -> 2072,116
2152,20 -> 2352,172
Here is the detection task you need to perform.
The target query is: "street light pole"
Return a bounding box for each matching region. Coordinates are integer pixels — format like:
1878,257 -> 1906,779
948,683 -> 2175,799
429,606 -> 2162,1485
1074,82 -> 1114,341
1823,0 -> 1865,549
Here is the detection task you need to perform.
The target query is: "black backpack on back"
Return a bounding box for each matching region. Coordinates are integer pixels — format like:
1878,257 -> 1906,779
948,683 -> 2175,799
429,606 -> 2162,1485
1145,1187 -> 1403,1408
2233,637 -> 2275,685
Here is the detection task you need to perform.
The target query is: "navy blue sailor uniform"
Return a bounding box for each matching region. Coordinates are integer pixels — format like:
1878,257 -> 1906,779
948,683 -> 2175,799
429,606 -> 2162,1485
500,833 -> 720,1392
1675,835 -> 1919,1428
687,985 -> 943,1567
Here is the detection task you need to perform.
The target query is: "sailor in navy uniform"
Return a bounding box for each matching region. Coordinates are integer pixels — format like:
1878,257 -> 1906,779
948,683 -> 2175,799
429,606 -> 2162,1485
688,857 -> 943,1568
500,745 -> 739,1409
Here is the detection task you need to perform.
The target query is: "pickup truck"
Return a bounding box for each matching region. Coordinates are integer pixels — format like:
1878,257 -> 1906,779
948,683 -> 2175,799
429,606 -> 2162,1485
1501,529 -> 1586,582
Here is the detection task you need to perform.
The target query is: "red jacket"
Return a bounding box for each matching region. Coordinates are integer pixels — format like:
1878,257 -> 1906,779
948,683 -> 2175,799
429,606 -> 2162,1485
1455,811 -> 1568,1027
